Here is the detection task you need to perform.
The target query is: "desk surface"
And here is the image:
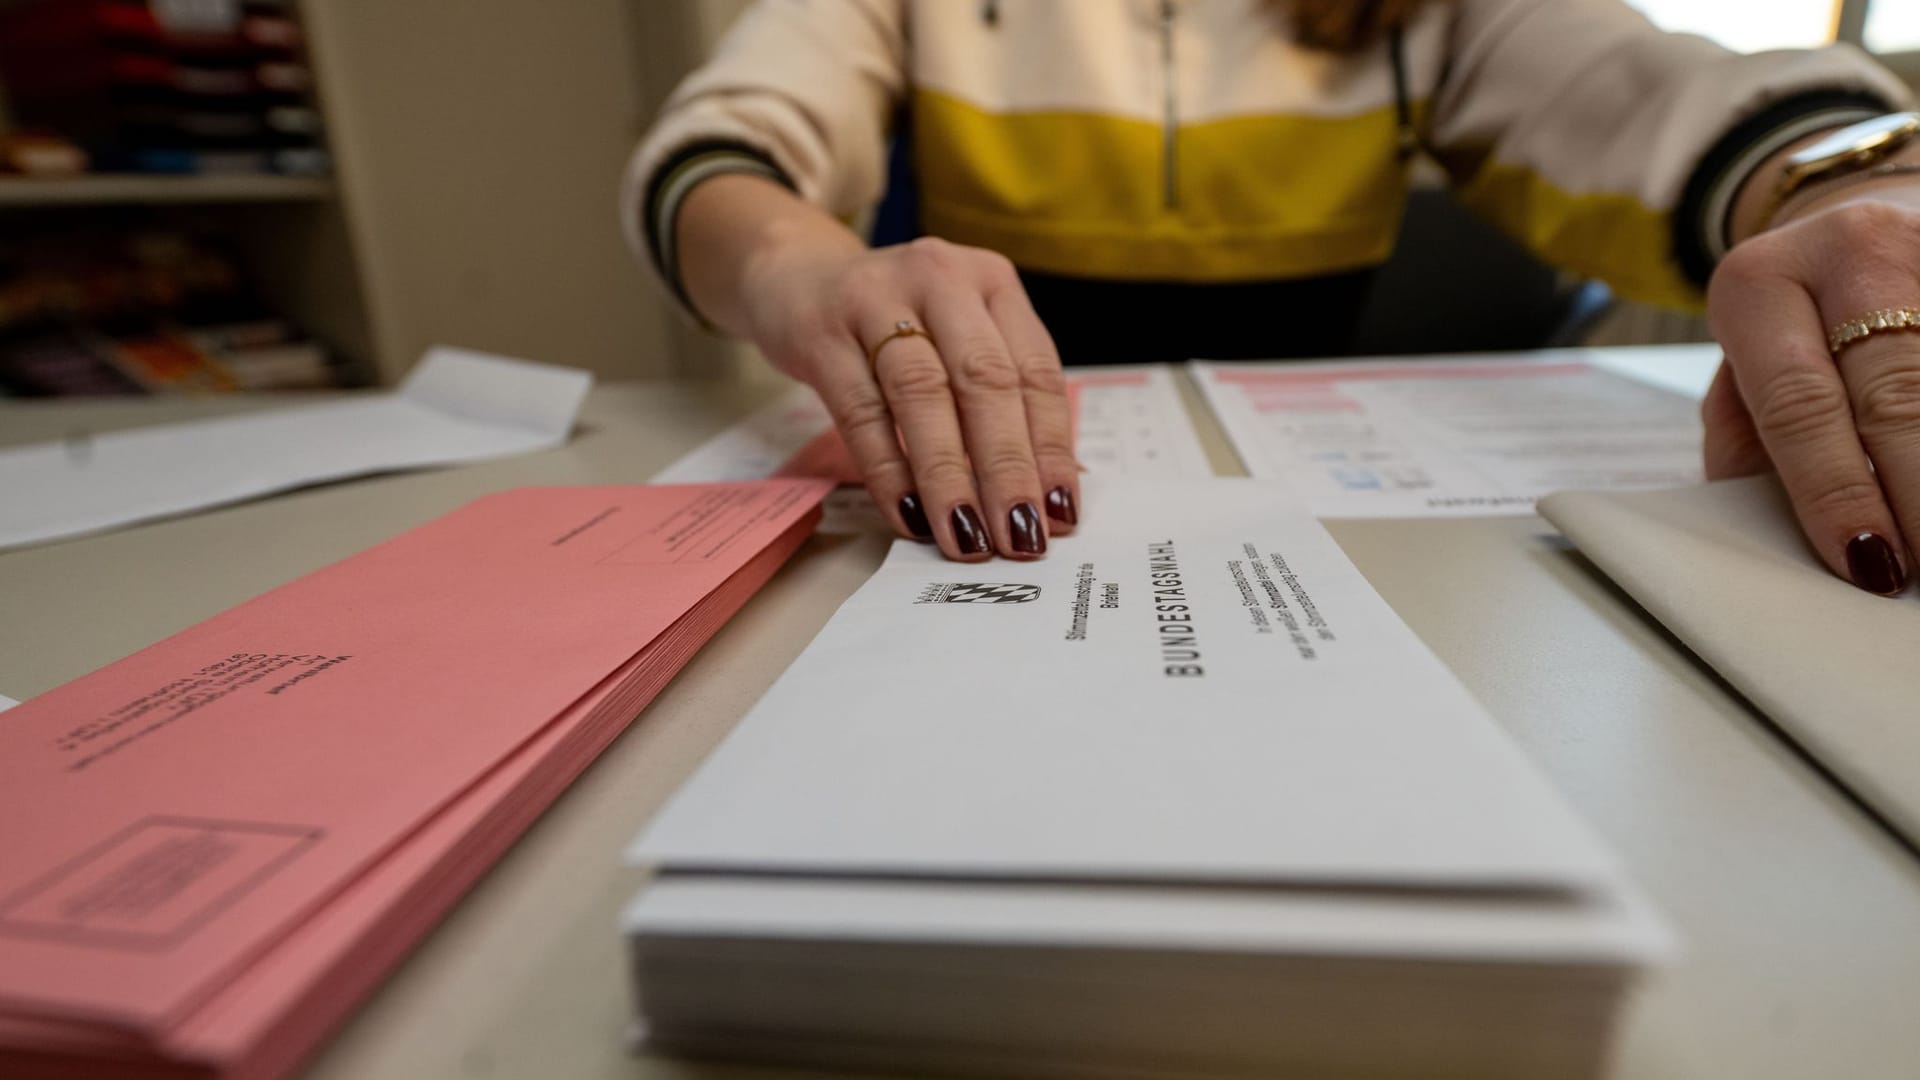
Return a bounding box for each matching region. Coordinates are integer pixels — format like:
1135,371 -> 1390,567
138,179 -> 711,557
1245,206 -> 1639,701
4,377 -> 1919,1080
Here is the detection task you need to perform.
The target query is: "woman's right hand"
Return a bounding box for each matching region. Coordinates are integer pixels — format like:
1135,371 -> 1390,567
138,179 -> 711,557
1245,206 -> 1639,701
739,232 -> 1079,562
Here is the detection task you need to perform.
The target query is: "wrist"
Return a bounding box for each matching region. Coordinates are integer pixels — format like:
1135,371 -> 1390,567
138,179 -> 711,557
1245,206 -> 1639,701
1727,126 -> 1848,244
675,171 -> 860,338
1675,94 -> 1891,287
738,214 -> 865,310
1765,150 -> 1920,230
1732,112 -> 1920,243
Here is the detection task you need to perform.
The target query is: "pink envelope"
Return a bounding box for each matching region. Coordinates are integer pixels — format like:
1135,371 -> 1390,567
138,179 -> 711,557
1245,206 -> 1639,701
0,481 -> 830,1058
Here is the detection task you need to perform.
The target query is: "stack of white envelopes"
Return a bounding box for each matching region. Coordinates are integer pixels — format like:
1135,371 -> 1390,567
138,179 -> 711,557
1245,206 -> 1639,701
626,479 -> 1670,1080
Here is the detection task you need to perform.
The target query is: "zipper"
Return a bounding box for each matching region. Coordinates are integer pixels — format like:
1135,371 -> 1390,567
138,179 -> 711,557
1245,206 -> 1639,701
1388,26 -> 1418,163
1158,0 -> 1178,210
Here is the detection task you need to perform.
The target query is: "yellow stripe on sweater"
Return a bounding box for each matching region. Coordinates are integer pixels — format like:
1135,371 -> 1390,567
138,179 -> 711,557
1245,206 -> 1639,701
1455,162 -> 1703,310
910,88 -> 1411,282
908,88 -> 1703,305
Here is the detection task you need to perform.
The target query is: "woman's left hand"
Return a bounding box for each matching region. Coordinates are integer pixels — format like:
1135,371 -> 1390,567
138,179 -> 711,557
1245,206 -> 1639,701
1703,181 -> 1920,596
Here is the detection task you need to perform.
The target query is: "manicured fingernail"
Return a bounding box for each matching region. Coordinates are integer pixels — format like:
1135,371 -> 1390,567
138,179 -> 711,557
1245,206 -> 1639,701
1009,502 -> 1046,556
898,493 -> 932,540
1045,485 -> 1077,526
1846,532 -> 1907,596
951,504 -> 991,555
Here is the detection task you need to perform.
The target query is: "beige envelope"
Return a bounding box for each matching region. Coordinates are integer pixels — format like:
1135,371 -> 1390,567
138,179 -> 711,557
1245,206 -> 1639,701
1540,477 -> 1920,844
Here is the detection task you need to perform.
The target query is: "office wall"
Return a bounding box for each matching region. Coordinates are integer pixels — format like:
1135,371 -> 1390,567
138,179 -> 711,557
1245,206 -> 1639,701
627,0 -> 767,383
304,0 -> 745,382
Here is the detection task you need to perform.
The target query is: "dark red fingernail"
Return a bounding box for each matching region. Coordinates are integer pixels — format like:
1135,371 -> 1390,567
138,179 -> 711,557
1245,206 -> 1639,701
1846,532 -> 1907,596
951,505 -> 991,555
1009,502 -> 1046,556
898,493 -> 932,540
1045,485 -> 1077,526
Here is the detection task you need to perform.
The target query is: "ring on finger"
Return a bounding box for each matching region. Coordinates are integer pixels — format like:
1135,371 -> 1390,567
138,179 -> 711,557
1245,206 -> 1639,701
1828,307 -> 1920,358
866,319 -> 931,367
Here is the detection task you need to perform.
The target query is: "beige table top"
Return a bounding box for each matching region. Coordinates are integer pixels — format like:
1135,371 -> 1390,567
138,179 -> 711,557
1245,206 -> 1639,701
3,377 -> 1919,1080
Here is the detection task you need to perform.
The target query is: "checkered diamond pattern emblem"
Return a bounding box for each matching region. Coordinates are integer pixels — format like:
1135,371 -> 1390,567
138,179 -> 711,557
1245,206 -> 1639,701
915,582 -> 1042,605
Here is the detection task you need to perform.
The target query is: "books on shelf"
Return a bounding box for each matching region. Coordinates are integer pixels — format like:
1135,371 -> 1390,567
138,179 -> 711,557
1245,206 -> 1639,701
0,228 -> 339,396
0,0 -> 327,179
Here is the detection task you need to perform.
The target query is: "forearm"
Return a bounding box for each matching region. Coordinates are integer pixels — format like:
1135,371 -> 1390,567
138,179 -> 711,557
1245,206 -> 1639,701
675,173 -> 867,337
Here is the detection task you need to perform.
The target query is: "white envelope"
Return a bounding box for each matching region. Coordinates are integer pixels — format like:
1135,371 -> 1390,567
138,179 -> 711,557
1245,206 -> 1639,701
632,479 -> 1628,893
0,346 -> 591,549
1541,476 -> 1920,847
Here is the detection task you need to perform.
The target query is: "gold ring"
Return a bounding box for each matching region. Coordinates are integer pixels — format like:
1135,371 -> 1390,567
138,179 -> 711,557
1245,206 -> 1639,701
1829,307 -> 1920,357
867,319 -> 928,365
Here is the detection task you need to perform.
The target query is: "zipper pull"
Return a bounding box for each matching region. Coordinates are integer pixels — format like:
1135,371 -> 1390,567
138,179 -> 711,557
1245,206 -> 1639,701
1159,0 -> 1178,210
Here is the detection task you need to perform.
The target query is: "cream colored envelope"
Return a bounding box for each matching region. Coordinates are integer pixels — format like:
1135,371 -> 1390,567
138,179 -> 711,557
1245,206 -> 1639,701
1540,477 -> 1920,844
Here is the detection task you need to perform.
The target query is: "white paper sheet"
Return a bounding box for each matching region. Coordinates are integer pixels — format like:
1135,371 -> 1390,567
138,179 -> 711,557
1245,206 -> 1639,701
629,872 -> 1670,964
632,478 -> 1622,892
0,347 -> 592,549
650,383 -> 836,485
1192,348 -> 1708,518
652,365 -> 1213,484
0,694 -> 17,713
1062,366 -> 1215,478
1585,343 -> 1720,401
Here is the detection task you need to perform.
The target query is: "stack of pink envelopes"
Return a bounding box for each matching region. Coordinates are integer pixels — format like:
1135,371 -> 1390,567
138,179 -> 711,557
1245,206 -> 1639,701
0,480 -> 830,1080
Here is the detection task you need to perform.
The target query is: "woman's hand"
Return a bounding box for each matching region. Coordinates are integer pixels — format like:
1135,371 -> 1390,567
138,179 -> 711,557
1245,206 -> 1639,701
1704,181 -> 1920,596
739,230 -> 1078,562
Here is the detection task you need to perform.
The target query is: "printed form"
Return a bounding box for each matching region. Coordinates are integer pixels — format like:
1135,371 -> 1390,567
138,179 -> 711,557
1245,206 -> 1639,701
655,365 -> 1214,486
1193,351 -> 1707,518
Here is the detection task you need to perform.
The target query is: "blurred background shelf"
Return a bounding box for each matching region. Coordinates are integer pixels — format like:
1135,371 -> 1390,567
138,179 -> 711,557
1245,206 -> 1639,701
1,0 -> 1910,396
0,173 -> 333,206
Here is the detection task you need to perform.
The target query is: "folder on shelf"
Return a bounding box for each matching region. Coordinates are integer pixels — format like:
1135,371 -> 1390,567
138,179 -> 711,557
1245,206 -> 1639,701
0,479 -> 830,1080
